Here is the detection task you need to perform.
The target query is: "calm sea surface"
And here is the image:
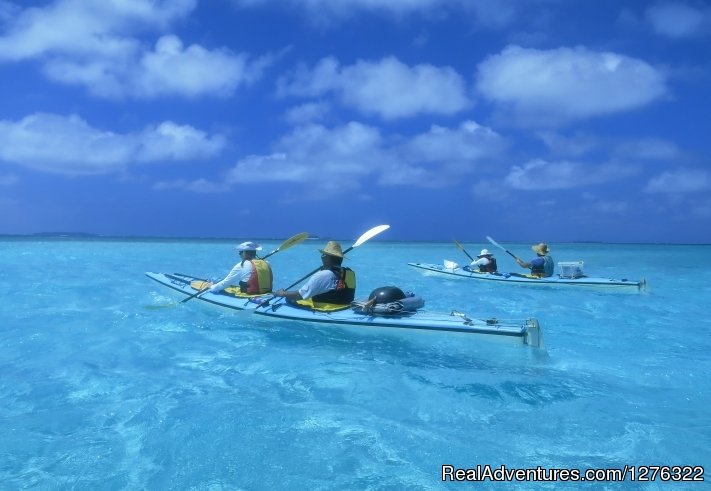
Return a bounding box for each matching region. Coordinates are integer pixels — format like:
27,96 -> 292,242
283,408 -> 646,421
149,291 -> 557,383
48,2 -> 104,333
1,238 -> 709,490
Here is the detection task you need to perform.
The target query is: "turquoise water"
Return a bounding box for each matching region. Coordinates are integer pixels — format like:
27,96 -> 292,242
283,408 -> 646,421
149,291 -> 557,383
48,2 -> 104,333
1,238 -> 709,490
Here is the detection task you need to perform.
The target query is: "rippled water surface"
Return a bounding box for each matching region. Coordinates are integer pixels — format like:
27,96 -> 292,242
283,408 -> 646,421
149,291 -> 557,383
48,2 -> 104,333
1,238 -> 709,490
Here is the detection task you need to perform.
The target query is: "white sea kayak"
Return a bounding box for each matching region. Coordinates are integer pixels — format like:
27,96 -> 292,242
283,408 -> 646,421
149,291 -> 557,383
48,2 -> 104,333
146,272 -> 543,348
408,262 -> 646,290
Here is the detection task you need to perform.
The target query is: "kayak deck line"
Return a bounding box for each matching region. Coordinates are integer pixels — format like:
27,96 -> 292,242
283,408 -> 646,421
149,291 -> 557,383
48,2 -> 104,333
408,262 -> 646,291
146,271 -> 544,348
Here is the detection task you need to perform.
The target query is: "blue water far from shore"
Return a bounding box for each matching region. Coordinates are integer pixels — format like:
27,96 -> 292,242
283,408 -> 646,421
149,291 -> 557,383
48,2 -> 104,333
1,237 -> 709,489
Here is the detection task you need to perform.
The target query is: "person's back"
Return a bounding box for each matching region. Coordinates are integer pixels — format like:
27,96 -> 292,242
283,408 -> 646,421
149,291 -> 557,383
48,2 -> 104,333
311,264 -> 356,304
469,248 -> 497,273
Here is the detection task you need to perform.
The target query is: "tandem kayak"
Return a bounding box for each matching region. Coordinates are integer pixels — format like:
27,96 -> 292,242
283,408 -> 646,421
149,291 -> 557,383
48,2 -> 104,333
146,272 -> 543,348
408,262 -> 646,291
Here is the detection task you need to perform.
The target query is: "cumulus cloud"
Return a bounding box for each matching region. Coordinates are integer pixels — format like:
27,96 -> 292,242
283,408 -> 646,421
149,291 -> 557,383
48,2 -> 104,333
284,102 -> 331,124
476,45 -> 668,126
0,0 -> 196,61
278,56 -> 471,119
645,2 -> 711,38
134,35 -> 267,98
645,168 -> 711,192
0,113 -> 225,175
173,118 -> 502,198
224,123 -> 383,197
0,0 -> 269,99
505,158 -> 639,190
42,35 -> 269,98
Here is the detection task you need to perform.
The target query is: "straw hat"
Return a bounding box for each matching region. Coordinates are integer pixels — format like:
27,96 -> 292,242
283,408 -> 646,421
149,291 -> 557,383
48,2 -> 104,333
319,241 -> 344,258
531,243 -> 550,255
478,249 -> 492,257
236,241 -> 262,252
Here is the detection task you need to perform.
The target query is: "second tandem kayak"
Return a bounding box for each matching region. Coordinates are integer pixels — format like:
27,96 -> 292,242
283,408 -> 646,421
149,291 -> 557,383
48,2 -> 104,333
408,262 -> 646,290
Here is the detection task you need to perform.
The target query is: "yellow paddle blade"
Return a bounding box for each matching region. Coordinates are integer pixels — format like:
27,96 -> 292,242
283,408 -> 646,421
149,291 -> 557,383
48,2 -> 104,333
190,280 -> 212,291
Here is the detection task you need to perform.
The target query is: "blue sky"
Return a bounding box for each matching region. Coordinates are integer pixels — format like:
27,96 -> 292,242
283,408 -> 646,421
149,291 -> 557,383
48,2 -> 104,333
1,0 -> 710,243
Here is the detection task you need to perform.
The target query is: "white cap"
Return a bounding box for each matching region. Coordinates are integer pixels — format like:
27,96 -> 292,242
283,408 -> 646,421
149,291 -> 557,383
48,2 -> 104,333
478,249 -> 492,257
236,241 -> 262,252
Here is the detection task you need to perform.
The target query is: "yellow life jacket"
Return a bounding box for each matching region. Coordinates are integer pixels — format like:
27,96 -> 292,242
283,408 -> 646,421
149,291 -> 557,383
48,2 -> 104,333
244,259 -> 272,294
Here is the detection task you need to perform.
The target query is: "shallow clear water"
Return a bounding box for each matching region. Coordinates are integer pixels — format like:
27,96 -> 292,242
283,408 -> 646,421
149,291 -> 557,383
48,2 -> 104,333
1,238 -> 709,490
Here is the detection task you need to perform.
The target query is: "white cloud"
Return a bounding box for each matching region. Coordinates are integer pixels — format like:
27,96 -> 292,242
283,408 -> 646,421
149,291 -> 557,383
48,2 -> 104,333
0,1 -> 269,99
645,2 -> 711,38
42,35 -> 269,98
135,121 -> 226,162
178,119 -> 501,198
0,0 -> 196,61
476,45 -> 668,126
645,168 -> 711,193
505,158 -> 639,190
402,120 -> 504,164
0,113 -> 225,175
225,123 -> 383,195
278,56 -> 471,119
134,35 -> 266,98
284,102 -> 331,124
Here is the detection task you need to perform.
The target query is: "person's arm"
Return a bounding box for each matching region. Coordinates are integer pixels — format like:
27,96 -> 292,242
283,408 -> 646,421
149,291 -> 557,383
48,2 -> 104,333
209,263 -> 243,292
275,271 -> 332,300
274,288 -> 303,300
516,257 -> 531,269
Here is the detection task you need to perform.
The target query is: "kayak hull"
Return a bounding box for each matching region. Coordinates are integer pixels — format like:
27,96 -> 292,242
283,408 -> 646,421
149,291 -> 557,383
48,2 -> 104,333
147,271 -> 543,348
254,302 -> 543,348
408,262 -> 645,290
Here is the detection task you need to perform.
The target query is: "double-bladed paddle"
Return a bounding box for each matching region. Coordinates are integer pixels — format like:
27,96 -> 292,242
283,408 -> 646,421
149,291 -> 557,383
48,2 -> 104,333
180,231 -> 309,304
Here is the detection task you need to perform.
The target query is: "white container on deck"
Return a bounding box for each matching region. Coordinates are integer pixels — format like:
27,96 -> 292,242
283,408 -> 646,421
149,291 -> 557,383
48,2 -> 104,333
558,261 -> 585,278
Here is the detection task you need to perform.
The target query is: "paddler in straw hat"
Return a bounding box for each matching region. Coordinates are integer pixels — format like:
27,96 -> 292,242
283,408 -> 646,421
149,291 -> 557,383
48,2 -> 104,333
274,241 -> 356,305
516,242 -> 554,278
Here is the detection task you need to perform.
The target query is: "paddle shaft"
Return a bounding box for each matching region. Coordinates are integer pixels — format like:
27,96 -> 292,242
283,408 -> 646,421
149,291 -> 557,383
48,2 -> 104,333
486,236 -> 520,261
454,240 -> 475,262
